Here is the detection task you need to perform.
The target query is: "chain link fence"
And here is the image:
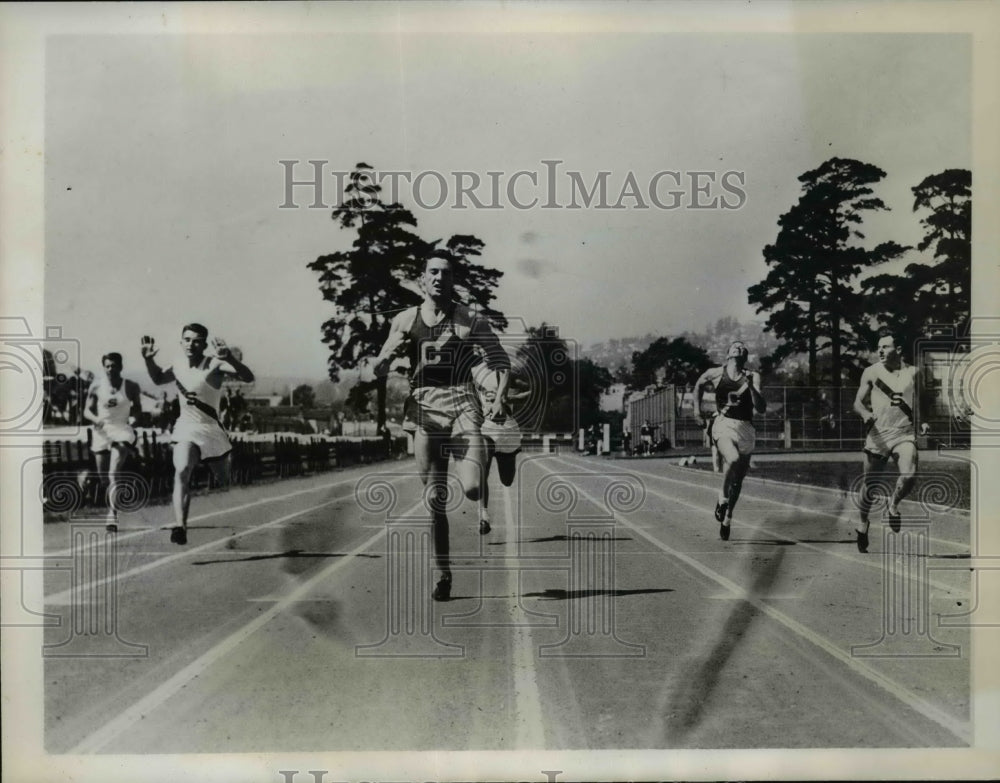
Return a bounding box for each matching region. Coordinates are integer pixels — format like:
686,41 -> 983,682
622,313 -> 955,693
630,383 -> 966,452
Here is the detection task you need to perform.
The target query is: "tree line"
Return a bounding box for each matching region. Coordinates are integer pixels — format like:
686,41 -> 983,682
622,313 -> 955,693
308,163 -> 613,432
749,158 -> 970,387
308,158 -> 970,433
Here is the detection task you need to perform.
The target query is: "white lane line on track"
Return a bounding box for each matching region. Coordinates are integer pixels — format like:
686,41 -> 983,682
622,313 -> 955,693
503,485 -> 547,749
67,501 -> 419,755
46,475 -> 366,559
589,456 -> 968,550
46,476 -> 408,606
619,455 -> 972,520
560,456 -> 969,595
545,455 -> 971,745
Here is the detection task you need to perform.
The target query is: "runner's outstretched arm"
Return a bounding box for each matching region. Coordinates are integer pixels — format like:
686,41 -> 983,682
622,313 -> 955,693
141,336 -> 175,385
127,381 -> 142,425
210,338 -> 254,383
473,315 -> 511,419
371,310 -> 412,378
853,368 -> 875,425
83,386 -> 101,426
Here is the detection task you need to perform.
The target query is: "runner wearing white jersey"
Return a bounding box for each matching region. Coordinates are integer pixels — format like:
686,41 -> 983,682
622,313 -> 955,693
141,324 -> 254,545
472,359 -> 529,535
84,352 -> 141,531
852,329 -> 929,553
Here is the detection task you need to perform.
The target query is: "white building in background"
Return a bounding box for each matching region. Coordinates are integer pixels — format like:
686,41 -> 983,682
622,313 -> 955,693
599,383 -> 627,412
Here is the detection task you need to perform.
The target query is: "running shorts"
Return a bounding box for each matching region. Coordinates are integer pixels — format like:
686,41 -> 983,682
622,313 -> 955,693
405,385 -> 482,436
90,422 -> 137,453
864,424 -> 916,459
172,417 -> 233,460
711,416 -> 756,455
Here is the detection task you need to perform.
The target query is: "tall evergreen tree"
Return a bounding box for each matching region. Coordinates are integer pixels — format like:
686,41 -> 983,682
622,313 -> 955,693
749,157 -> 907,386
308,163 -> 428,431
862,169 -> 970,351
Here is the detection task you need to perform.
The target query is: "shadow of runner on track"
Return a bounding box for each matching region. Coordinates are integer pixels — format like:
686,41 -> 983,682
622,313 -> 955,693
523,588 -> 673,600
651,547 -> 786,747
273,510 -> 373,649
191,551 -> 381,566
485,535 -> 634,547
277,512 -> 359,576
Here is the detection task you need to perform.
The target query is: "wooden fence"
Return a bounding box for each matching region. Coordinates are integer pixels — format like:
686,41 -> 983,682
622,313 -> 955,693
42,430 -> 408,515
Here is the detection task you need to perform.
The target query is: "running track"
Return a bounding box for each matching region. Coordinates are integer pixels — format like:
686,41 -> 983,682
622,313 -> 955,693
42,451 -> 972,753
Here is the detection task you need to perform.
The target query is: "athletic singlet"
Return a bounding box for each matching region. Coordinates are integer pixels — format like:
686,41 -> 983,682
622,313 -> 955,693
714,371 -> 755,422
173,356 -> 224,426
92,378 -> 133,427
406,306 -> 508,389
869,364 -> 916,432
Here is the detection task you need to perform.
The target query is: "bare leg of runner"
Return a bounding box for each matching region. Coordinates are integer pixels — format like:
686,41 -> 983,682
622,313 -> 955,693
726,452 -> 752,517
715,437 -> 741,539
171,442 -> 200,544
106,443 -> 129,529
451,431 -> 486,504
94,450 -> 113,529
478,444 -> 495,534
415,430 -> 456,600
886,442 -> 918,532
856,451 -> 887,552
495,451 -> 517,487
209,454 -> 233,491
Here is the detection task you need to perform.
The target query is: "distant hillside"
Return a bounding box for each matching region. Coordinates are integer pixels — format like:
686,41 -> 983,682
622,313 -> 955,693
679,317 -> 780,365
582,319 -> 780,372
582,333 -> 659,371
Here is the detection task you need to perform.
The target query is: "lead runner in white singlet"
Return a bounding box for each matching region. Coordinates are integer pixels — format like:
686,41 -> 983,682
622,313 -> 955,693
171,357 -> 233,460
141,323 -> 254,545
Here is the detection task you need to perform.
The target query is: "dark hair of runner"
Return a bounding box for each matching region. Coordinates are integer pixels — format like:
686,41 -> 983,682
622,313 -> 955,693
181,323 -> 209,340
101,352 -> 123,366
423,248 -> 454,270
875,327 -> 902,350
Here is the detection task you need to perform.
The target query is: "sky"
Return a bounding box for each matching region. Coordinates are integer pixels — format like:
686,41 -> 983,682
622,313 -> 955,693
43,28 -> 970,380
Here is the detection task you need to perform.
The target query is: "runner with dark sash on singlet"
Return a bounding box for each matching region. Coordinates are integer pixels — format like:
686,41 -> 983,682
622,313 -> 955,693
371,252 -> 510,601
141,324 -> 254,545
851,329 -> 929,553
694,341 -> 767,540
